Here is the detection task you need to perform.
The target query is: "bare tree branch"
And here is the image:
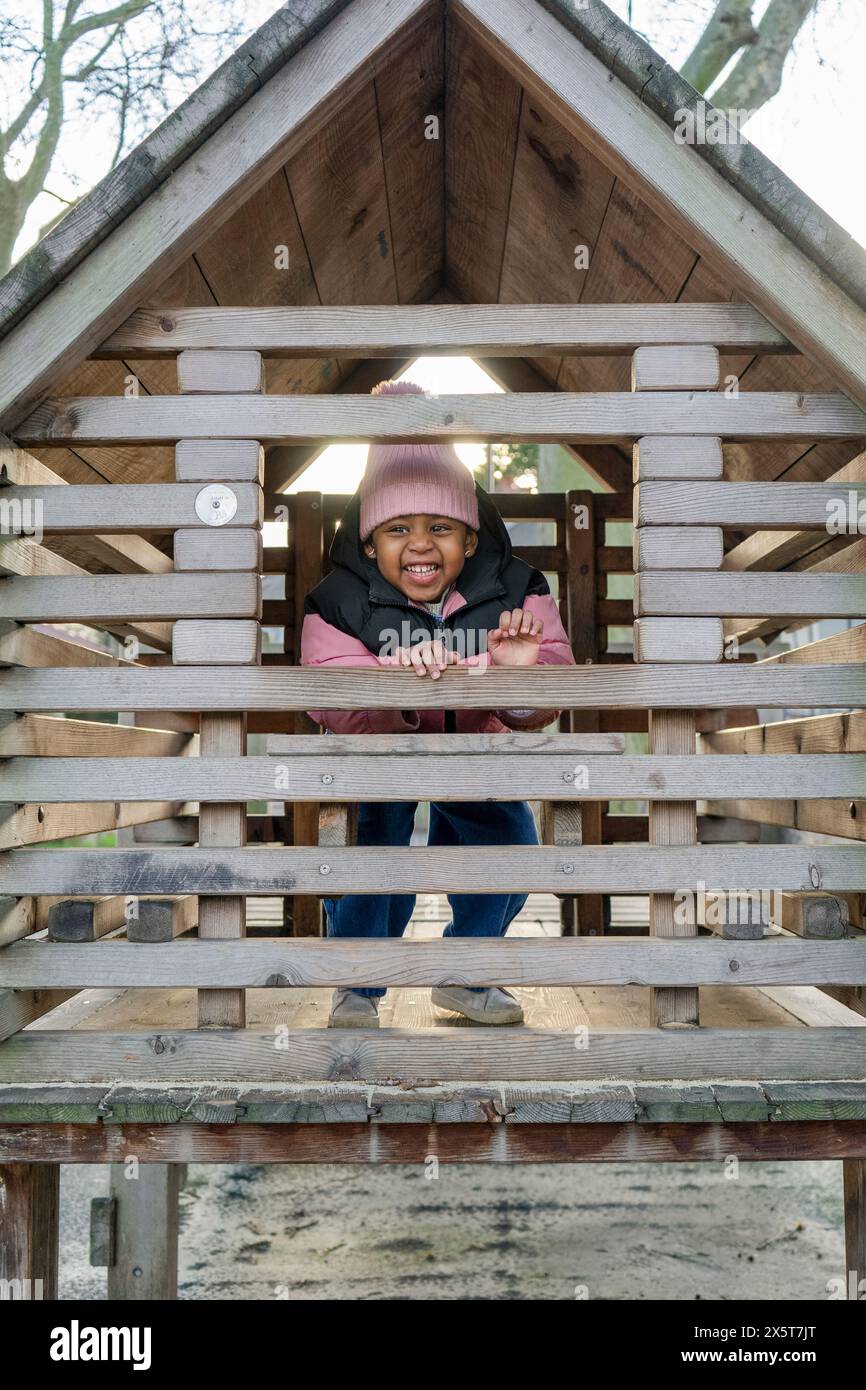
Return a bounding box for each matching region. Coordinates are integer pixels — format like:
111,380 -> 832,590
711,0 -> 821,110
681,0 -> 759,94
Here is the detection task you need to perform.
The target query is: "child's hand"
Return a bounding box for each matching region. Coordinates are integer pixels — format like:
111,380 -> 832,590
396,638 -> 460,680
488,609 -> 543,666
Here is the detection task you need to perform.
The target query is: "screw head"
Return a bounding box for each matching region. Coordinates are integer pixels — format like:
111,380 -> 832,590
319,864 -> 331,875
561,863 -> 575,875
321,773 -> 334,785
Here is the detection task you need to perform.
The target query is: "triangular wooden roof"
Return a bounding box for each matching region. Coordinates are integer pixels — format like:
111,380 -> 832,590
1,0 -> 865,498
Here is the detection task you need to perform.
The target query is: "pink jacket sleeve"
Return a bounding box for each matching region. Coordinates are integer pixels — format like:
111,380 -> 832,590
300,612 -> 421,734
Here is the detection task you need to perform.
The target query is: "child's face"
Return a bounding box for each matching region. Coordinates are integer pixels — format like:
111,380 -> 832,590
364,514 -> 478,602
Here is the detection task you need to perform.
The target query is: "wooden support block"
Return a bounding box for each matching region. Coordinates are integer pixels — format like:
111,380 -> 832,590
175,439 -> 264,482
0,1163 -> 59,1299
634,526 -> 723,572
774,892 -> 850,939
177,351 -> 265,395
631,349 -> 720,393
107,1163 -> 179,1300
174,528 -> 262,572
634,618 -> 724,664
173,620 -> 261,665
702,890 -> 767,940
126,895 -> 197,942
0,894 -> 35,946
47,896 -> 128,943
637,480 -> 866,529
318,803 -> 359,848
540,801 -> 582,847
633,436 -> 723,480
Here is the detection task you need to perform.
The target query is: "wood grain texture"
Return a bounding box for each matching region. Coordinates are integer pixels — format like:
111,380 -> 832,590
0,482 -> 262,531
16,392 -> 866,444
2,845 -> 864,896
636,572 -> 866,619
638,480 -> 866,528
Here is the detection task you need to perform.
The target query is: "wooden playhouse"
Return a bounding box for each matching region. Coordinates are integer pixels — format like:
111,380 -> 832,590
0,0 -> 865,1300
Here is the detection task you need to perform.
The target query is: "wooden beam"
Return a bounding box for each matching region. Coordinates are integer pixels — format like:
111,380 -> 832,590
5,754 -> 862,803
16,391 -> 866,444
0,1163 -> 59,1299
2,573 -> 261,623
1,1025 -> 866,1082
635,572 -> 866,619
98,303 -> 792,357
3,845 -> 865,896
0,482 -> 262,532
4,936 -> 866,990
2,664 -> 864,711
638,480 -> 866,528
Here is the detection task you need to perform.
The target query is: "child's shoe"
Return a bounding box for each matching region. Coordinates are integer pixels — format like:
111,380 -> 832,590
430,986 -> 524,1025
328,988 -> 380,1028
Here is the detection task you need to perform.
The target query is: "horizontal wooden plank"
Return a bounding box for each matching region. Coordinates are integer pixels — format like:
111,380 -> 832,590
173,620 -> 261,665
701,797 -> 866,843
4,937 -> 866,989
700,710 -> 866,756
638,481 -> 866,529
267,731 -> 625,755
97,303 -> 793,357
0,799 -> 187,850
2,845 -> 864,895
1,574 -> 261,623
4,754 -> 861,803
0,624 -> 132,670
636,572 -> 866,619
1,1026 -> 864,1083
15,392 -> 866,445
0,714 -> 194,757
2,664 -> 864,711
0,483 -> 262,532
5,1121 -> 866,1162
758,625 -> 866,667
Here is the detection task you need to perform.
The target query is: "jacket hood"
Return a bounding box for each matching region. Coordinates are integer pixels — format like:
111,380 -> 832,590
328,480 -> 514,607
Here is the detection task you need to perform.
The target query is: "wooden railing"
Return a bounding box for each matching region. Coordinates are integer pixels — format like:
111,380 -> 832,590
1,308 -> 865,1103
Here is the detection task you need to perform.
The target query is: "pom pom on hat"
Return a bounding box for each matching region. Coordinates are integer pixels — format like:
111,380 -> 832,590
359,379 -> 479,540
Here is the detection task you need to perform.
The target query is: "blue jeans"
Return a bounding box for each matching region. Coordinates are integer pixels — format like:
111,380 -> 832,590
323,800 -> 538,997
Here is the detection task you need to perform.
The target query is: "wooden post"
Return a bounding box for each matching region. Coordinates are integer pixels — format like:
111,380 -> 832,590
289,491 -> 324,937
563,489 -> 604,936
0,1164 -> 59,1299
175,352 -> 264,1027
843,1160 -> 866,1301
632,347 -> 722,1027
107,1164 -> 180,1301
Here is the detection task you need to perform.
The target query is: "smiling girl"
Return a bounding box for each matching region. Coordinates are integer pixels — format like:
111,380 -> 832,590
300,379 -> 575,1028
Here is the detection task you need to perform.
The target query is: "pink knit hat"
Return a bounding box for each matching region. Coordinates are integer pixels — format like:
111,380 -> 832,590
359,380 -> 479,540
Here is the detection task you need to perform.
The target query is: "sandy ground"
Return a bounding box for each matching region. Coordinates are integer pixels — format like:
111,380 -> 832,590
58,1156 -> 846,1301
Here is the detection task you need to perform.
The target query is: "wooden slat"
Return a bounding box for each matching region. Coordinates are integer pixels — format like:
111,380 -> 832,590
638,481 -> 866,528
0,800 -> 187,850
5,936 -> 866,990
2,1025 -> 866,1083
700,709 -> 866,756
177,351 -> 264,393
174,527 -> 262,572
3,664 -> 864,711
758,625 -> 866,667
2,573 -> 261,623
6,754 -> 861,803
0,714 -> 194,757
2,845 -> 864,895
267,731 -> 625,755
98,303 -> 793,356
0,482 -> 262,532
173,620 -> 260,664
636,572 -> 866,619
174,440 -> 264,483
700,797 -> 866,842
633,619 -> 724,663
722,450 -> 866,572
16,392 -> 866,444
